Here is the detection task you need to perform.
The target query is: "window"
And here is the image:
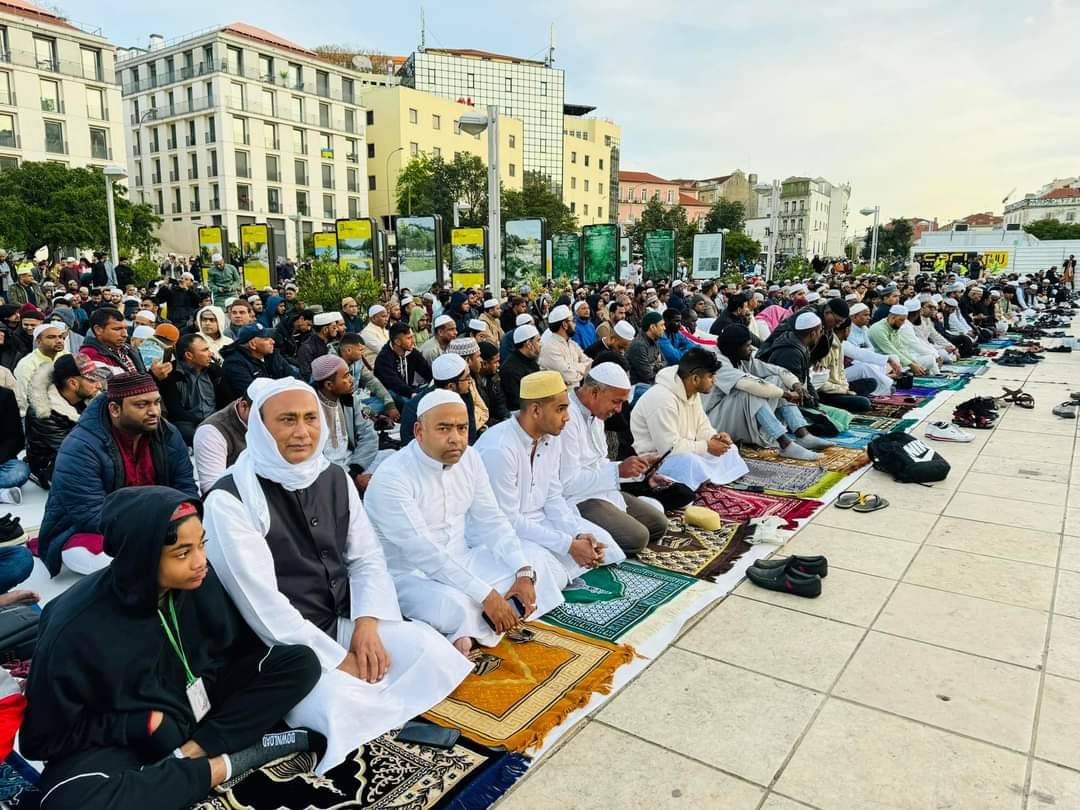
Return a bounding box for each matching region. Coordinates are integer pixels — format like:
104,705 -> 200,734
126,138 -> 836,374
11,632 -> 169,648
264,121 -> 278,149
0,73 -> 10,106
322,194 -> 334,219
505,77 -> 512,92
188,152 -> 198,179
227,45 -> 243,72
81,47 -> 102,81
39,78 -> 60,113
427,68 -> 435,84
258,53 -> 273,79
366,110 -> 374,126
599,158 -> 604,170
598,183 -> 604,195
584,204 -> 589,216
266,154 -> 279,182
584,179 -> 590,192
289,62 -> 303,89
172,187 -> 181,213
570,151 -> 576,164
598,206 -> 603,219
344,108 -> 356,133
294,158 -> 307,184
342,78 -> 355,104
348,197 -> 360,218
235,150 -> 250,178
345,137 -> 357,160
467,72 -> 475,88
570,177 -> 576,190
34,36 -> 55,70
540,80 -> 547,96
230,82 -> 244,110
432,113 -> 440,130
291,96 -> 303,121
321,163 -> 334,189
410,141 -> 419,156
408,108 -> 418,124
367,142 -> 375,159
315,70 -> 330,97
237,183 -> 252,211
666,190 -> 673,203
292,128 -> 306,153
208,150 -> 218,177
584,155 -> 590,167
89,127 -> 108,160
318,102 -> 330,128
267,187 -> 281,213
296,190 -> 309,215
570,201 -> 576,213
347,167 -> 358,192
639,189 -> 646,202
0,113 -> 15,148
368,175 -> 376,190
432,146 -> 441,158
262,88 -> 275,116
232,116 -> 249,144
44,120 -> 64,153
509,163 -> 516,177
509,134 -> 516,148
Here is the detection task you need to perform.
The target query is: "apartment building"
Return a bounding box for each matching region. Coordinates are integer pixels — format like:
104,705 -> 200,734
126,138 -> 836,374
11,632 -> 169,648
362,84 -> 522,227
118,23 -> 370,258
1004,178 -> 1080,227
0,0 -> 124,173
562,104 -> 619,226
776,176 -> 850,258
617,170 -> 709,226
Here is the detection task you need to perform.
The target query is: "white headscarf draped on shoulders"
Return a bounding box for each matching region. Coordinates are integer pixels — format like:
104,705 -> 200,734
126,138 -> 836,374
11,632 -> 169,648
227,377 -> 329,534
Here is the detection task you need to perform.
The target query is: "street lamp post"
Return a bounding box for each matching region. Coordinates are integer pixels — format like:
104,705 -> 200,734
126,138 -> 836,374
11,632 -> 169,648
458,105 -> 501,293
860,205 -> 880,273
384,146 -> 404,230
102,165 -> 126,268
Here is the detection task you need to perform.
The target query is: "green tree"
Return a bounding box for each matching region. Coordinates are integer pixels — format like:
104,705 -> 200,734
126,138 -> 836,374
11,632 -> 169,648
860,218 -> 914,261
295,257 -> 382,314
723,231 -> 761,262
500,171 -> 577,234
1024,218 -> 1080,241
0,162 -> 160,259
394,152 -> 489,228
703,199 -> 746,233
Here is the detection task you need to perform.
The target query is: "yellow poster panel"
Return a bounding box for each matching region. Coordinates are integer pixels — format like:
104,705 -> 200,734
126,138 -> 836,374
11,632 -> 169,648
451,227 -> 486,290
240,224 -> 271,290
313,232 -> 337,260
336,219 -> 374,272
197,226 -> 225,285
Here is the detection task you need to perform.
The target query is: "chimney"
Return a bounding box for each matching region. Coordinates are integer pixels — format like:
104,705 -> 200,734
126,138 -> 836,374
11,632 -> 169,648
149,34 -> 164,50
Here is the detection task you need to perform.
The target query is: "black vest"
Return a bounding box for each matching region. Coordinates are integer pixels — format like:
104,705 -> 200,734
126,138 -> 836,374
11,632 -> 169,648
213,466 -> 350,635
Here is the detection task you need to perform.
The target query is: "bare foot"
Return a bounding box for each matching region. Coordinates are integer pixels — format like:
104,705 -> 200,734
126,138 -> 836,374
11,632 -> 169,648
452,637 -> 474,657
0,591 -> 38,607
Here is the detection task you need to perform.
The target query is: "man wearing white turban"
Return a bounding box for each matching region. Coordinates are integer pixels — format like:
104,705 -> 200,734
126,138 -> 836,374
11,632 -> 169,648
202,378 -> 470,773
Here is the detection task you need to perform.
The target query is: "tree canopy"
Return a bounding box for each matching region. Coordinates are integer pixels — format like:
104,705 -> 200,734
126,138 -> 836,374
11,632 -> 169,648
0,162 -> 161,260
1024,217 -> 1080,241
861,218 -> 914,260
625,198 -> 699,260
704,199 -> 746,234
501,171 -> 577,234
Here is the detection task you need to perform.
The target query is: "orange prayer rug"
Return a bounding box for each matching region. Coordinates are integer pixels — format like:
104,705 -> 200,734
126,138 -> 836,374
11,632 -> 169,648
424,623 -> 635,752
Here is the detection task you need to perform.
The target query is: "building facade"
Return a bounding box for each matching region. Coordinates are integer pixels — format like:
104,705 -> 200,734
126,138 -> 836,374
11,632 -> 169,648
362,84 -> 522,227
940,212 -> 1003,231
118,23 -> 370,258
400,48 -> 565,197
618,171 -> 708,226
1004,178 -> 1080,227
562,106 -> 619,226
678,171 -> 759,217
0,1 -> 125,175
776,176 -> 850,258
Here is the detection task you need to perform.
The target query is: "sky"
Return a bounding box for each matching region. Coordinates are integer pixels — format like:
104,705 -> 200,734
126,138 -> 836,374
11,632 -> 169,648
59,0 -> 1080,228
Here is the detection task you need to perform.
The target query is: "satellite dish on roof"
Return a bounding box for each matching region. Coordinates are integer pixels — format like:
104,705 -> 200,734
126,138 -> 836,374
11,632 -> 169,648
352,54 -> 373,71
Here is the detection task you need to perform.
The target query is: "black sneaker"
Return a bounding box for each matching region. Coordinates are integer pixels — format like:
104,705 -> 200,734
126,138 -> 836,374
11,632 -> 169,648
746,564 -> 822,598
0,522 -> 23,543
752,555 -> 828,579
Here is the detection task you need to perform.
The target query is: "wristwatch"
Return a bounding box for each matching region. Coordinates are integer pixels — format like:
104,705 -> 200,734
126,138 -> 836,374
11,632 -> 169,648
516,566 -> 537,583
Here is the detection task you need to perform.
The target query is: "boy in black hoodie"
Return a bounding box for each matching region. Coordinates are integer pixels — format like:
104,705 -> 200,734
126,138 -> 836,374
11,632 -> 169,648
21,486 -> 323,809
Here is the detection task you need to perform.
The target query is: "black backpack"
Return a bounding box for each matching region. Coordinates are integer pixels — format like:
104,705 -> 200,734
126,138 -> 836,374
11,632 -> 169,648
867,432 -> 951,484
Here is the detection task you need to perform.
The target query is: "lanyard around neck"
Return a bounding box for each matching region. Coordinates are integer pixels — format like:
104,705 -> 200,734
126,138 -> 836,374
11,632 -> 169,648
158,592 -> 196,687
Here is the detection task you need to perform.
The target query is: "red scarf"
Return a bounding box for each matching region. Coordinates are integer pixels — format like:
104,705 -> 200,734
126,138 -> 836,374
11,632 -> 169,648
111,427 -> 156,486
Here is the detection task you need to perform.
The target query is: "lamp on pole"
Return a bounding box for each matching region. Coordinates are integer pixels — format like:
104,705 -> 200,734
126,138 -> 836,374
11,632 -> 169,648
860,205 -> 880,273
384,146 -> 404,230
458,105 -> 501,293
102,165 -> 126,268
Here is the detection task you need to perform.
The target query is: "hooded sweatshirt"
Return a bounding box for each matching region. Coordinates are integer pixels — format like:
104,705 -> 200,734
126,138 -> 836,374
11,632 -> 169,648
258,295 -> 284,329
196,305 -> 233,360
22,487 -> 266,768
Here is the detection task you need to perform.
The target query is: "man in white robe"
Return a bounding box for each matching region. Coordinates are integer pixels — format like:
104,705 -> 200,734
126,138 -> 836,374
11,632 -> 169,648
365,390 -> 568,655
202,379 -> 470,773
843,303 -> 898,395
475,370 -> 625,580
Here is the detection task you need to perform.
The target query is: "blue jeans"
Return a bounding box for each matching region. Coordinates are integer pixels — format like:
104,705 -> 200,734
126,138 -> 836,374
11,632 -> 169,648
754,403 -> 809,442
0,459 -> 29,489
0,546 -> 33,592
360,395 -> 386,415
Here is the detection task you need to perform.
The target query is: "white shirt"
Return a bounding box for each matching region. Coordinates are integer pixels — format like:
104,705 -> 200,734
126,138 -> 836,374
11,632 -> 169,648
359,322 -> 389,363
474,418 -> 592,556
538,329 -> 591,387
193,422 -> 229,493
365,441 -> 530,604
559,390 -> 624,509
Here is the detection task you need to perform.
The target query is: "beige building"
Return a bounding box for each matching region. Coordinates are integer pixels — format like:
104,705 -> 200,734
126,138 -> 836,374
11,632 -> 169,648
0,0 -> 125,174
562,105 -> 620,226
678,171 -> 758,217
362,84 -> 522,227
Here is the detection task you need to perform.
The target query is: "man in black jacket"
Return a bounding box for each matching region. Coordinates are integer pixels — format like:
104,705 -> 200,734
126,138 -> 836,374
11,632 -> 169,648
476,341 -> 509,426
295,312 -> 340,381
157,273 -> 201,327
756,310 -> 823,406
373,321 -> 432,409
220,325 -> 296,399
272,308 -> 314,359
624,311 -> 665,386
160,334 -> 231,445
25,354 -> 101,487
500,323 -> 542,411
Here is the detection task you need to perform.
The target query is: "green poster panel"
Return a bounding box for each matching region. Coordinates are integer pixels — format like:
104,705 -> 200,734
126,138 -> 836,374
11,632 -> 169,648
644,229 -> 675,283
582,224 -> 619,285
395,215 -> 444,292
551,233 -> 581,282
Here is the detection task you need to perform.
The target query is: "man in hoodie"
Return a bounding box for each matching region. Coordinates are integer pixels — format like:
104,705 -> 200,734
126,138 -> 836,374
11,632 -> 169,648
570,300 -> 597,352
22,487 -> 323,810
657,308 -> 693,364
25,353 -> 102,488
195,305 -> 233,361
37,372 -> 197,577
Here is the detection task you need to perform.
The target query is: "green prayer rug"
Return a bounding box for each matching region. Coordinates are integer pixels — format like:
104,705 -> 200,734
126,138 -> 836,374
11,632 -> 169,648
911,376 -> 968,391
541,561 -> 698,643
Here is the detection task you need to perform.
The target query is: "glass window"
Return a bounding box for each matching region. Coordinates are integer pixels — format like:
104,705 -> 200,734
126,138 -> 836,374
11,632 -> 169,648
599,158 -> 604,170
294,159 -> 307,184
345,108 -> 356,133
264,122 -> 277,149
598,206 -> 603,219
584,179 -> 589,192
366,110 -> 374,126
666,190 -> 673,203
227,46 -> 243,72
87,88 -> 106,120
347,167 -> 358,192
0,73 -> 11,106
409,108 -> 418,124
321,163 -> 333,188
322,193 -> 334,218
39,78 -> 60,113
81,47 -> 101,81
639,189 -> 646,202
348,197 -> 360,218
230,82 -> 244,109
432,146 -> 441,158
410,142 -> 418,156
293,128 -> 306,153
262,89 -> 275,116
291,96 -> 303,121
44,120 -> 64,153
570,151 -> 576,164
0,113 -> 15,148
259,54 -> 273,78
367,142 -> 375,159
319,102 -> 330,128
505,77 -> 512,92
509,163 -> 516,177
570,177 -> 576,190
237,183 -> 252,210
584,204 -> 589,216
208,150 -> 218,176
540,81 -> 547,96
34,36 -> 55,70
584,155 -> 590,167
342,78 -> 355,104
267,187 -> 281,213
266,154 -> 279,181
509,134 -> 516,148
432,113 -> 440,130
368,175 -> 376,190
235,150 -> 250,177
89,127 -> 108,160
467,73 -> 475,88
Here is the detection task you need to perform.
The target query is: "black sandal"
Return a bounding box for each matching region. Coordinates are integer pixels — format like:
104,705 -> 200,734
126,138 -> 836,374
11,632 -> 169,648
852,494 -> 890,513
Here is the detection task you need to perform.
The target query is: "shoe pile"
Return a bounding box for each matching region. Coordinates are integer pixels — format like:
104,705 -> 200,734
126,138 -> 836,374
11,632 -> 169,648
746,555 -> 826,598
0,514 -> 23,544
952,396 -> 998,429
994,349 -> 1043,367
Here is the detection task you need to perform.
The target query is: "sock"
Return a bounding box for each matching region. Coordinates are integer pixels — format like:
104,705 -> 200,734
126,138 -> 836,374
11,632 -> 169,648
780,442 -> 819,461
221,753 -> 233,781
226,728 -> 319,777
796,433 -> 833,451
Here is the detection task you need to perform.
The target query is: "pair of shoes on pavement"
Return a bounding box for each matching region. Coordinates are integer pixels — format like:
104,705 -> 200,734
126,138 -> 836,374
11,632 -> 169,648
0,513 -> 23,544
747,555 -> 826,598
926,421 -> 975,442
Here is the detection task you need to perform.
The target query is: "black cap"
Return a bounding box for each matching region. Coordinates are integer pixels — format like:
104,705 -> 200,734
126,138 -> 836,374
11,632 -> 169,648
51,354 -> 84,388
479,342 -> 499,360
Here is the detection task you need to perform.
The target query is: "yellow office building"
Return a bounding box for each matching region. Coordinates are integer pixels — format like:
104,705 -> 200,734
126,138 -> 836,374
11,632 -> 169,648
562,108 -> 621,226
363,85 -> 522,227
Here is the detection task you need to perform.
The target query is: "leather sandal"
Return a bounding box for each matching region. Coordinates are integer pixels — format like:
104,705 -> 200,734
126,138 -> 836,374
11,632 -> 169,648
1001,387 -> 1035,409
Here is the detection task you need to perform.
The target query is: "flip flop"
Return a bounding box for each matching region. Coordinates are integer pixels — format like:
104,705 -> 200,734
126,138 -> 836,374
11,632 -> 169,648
834,490 -> 862,509
852,494 -> 889,513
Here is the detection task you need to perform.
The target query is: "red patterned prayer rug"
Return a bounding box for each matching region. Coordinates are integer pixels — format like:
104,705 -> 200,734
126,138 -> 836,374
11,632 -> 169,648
695,484 -> 822,531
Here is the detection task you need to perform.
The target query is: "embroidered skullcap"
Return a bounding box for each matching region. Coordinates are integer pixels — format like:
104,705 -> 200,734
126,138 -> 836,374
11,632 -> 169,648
548,304 -> 572,324
589,362 -> 631,390
848,302 -> 869,316
805,291 -> 820,303
433,314 -> 455,330
367,304 -> 386,318
468,318 -> 487,333
401,295 -> 414,305
614,321 -> 636,341
132,324 -> 155,340
519,371 -> 566,400
448,336 -> 480,356
904,299 -> 921,312
514,324 -> 540,344
33,322 -> 61,341
310,354 -> 346,383
826,289 -> 841,298
484,298 -> 499,309
794,311 -> 822,330
106,371 -> 157,402
431,352 -> 468,382
888,304 -> 908,316
417,389 -> 466,418
515,313 -> 534,327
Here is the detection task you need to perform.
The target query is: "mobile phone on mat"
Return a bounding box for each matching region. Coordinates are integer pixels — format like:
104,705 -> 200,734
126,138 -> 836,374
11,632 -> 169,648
395,720 -> 460,749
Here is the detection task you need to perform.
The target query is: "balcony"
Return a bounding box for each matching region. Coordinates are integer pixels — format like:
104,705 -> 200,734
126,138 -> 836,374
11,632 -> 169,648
122,59 -> 220,95
346,153 -> 359,163
168,170 -> 179,181
187,168 -> 198,180
132,143 -> 141,156
238,196 -> 253,212
166,139 -> 177,150
204,131 -> 216,144
0,49 -> 116,84
129,95 -> 214,125
40,98 -> 64,114
185,134 -> 196,146
207,166 -> 218,177
225,97 -> 350,132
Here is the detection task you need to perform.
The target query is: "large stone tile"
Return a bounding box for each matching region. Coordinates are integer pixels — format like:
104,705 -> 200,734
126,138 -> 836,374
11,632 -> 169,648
926,516 -> 1060,567
1046,614 -> 1080,680
598,648 -> 819,785
1058,535 -> 1080,572
996,412 -> 1077,437
1053,569 -> 1080,619
760,796 -> 816,810
970,455 -> 1072,484
875,584 -> 1049,668
734,566 -> 894,627
1028,759 -> 1080,809
775,700 -> 1027,810
499,722 -> 764,810
904,545 -> 1055,611
677,594 -> 864,691
1036,675 -> 1080,770
1063,508 -> 1080,537
810,504 -> 938,543
834,632 -> 1039,751
959,472 -> 1069,506
778,524 -> 920,579
983,431 -> 1073,464
944,491 -> 1064,534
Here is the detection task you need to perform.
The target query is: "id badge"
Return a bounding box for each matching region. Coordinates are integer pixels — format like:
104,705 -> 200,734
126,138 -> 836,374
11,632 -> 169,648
186,677 -> 211,722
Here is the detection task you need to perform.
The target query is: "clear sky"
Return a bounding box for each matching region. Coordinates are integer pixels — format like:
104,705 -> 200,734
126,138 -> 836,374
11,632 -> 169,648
61,0 -> 1080,228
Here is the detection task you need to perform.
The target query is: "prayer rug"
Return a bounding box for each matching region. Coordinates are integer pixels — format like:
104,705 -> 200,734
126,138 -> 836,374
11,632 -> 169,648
849,415 -> 917,433
636,514 -> 753,581
190,730 -> 529,810
424,624 -> 634,752
864,402 -> 917,419
826,427 -> 883,449
778,470 -> 846,499
871,394 -> 933,407
737,445 -> 868,474
0,752 -> 40,808
951,357 -> 989,366
540,561 -> 698,643
695,484 -> 822,530
910,376 -> 968,391
736,459 -> 828,493
891,386 -> 940,397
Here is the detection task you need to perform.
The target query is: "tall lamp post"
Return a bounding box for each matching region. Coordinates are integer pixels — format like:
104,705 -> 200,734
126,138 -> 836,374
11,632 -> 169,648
102,165 -> 126,268
458,106 -> 501,292
384,146 -> 404,229
860,205 -> 880,273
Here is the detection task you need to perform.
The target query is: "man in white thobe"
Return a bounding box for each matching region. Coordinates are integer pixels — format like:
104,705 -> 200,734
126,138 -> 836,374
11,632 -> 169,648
202,378 -> 470,773
366,390 -> 568,655
475,370 -> 625,580
538,304 -> 591,387
843,303 -> 898,396
359,304 -> 390,364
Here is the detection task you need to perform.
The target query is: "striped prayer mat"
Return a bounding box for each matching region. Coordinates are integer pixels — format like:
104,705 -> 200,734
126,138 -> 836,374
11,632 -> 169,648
849,416 -> 918,432
695,484 -> 822,530
736,459 -> 828,493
